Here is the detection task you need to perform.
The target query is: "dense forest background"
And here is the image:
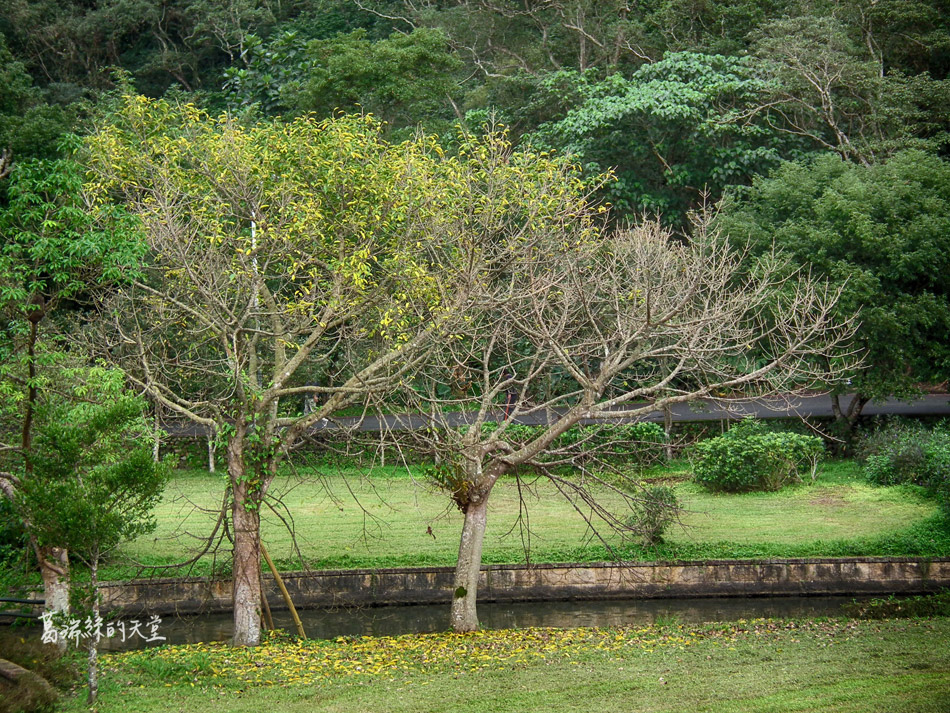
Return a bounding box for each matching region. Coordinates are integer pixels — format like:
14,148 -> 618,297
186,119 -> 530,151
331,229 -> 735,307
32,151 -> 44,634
3,2 -> 947,178
1,0 -> 949,400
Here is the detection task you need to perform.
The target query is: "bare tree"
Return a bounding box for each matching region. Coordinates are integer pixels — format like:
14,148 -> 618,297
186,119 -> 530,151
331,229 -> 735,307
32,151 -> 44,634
751,15 -> 883,166
389,213 -> 855,632
376,0 -> 649,75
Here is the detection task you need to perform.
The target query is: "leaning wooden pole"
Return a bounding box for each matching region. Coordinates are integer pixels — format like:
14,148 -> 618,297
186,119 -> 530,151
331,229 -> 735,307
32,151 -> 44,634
259,569 -> 275,632
260,543 -> 306,638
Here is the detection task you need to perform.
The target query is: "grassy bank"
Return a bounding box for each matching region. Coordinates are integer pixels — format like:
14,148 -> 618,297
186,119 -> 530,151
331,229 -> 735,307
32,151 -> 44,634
104,459 -> 947,580
57,617 -> 950,713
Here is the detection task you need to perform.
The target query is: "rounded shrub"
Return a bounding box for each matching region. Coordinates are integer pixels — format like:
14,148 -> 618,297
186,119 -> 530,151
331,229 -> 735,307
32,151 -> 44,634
692,419 -> 824,492
625,485 -> 680,545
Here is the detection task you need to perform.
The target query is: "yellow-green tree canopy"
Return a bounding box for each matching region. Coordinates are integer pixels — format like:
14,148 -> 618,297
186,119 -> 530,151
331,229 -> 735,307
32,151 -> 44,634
82,92 -> 606,646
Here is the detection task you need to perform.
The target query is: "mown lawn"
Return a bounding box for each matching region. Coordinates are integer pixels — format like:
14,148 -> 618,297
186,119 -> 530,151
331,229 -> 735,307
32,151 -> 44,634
58,617 -> 950,713
110,460 -> 946,579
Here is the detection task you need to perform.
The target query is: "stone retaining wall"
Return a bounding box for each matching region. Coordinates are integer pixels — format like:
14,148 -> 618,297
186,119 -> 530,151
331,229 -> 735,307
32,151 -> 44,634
92,557 -> 950,615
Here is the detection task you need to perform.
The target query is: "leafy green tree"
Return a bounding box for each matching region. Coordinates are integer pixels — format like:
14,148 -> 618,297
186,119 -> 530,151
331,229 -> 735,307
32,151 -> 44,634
382,0 -> 949,75
531,52 -> 795,225
0,0 -> 288,96
17,367 -> 166,704
0,35 -> 73,169
752,12 -> 950,164
0,156 -> 142,616
717,150 -> 950,433
224,27 -> 463,132
385,0 -> 795,74
183,0 -> 277,65
646,0 -> 792,56
379,0 -> 645,75
830,0 -> 950,78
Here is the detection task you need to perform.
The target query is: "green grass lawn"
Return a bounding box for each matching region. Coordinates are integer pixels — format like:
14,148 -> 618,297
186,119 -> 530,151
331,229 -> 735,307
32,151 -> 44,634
109,459 -> 946,579
55,617 -> 950,713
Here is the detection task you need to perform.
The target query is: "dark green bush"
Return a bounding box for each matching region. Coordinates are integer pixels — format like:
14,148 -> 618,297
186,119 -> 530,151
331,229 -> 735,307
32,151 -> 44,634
859,421 -> 950,515
625,485 -> 680,545
692,419 -> 824,492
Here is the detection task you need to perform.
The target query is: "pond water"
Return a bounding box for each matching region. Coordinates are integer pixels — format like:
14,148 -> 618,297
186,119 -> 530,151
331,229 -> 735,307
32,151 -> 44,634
2,595 -> 868,652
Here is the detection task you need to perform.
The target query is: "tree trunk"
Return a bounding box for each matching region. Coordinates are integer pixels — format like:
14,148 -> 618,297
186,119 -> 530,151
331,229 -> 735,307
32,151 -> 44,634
86,555 -> 99,705
37,546 -> 70,613
229,440 -> 262,646
23,305 -> 72,644
207,432 -> 216,473
830,393 -> 869,453
35,543 -> 70,653
450,498 -> 489,633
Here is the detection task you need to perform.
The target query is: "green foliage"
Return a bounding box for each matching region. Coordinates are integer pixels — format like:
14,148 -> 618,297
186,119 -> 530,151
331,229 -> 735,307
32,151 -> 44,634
0,35 -> 73,163
531,52 -> 792,224
15,367 -> 167,563
0,495 -> 29,593
0,157 -> 143,315
692,419 -> 824,492
625,484 -> 680,545
556,422 -> 668,465
859,421 -> 950,516
718,150 -> 950,400
0,156 -> 144,499
0,157 -> 144,540
224,27 -> 462,131
0,0 -> 291,97
752,11 -> 950,161
648,0 -> 792,56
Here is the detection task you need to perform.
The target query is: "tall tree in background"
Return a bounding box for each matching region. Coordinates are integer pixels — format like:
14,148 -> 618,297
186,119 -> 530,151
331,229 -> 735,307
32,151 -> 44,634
0,35 -> 73,172
717,150 -> 950,435
358,0 -> 648,75
224,27 -> 463,131
530,52 -> 794,225
752,10 -> 950,163
0,0 -> 286,95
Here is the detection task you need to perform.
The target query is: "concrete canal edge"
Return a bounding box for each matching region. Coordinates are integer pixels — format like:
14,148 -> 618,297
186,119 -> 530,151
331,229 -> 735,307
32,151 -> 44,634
89,557 -> 950,616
